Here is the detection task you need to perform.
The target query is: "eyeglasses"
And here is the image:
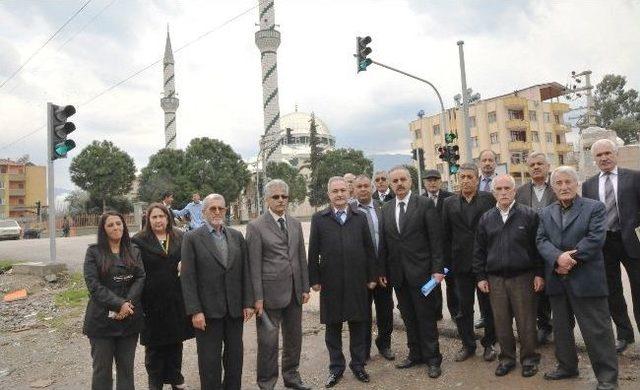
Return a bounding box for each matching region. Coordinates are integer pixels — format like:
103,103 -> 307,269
374,177 -> 387,182
271,194 -> 289,200
208,206 -> 226,212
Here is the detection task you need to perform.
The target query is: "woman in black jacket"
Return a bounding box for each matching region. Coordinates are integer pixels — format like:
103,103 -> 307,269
132,203 -> 193,390
83,212 -> 145,390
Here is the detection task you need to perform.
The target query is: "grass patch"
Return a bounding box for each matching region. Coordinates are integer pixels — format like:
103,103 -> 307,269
54,272 -> 88,308
0,260 -> 18,272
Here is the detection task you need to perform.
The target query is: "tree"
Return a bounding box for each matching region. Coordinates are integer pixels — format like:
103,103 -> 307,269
594,74 -> 640,144
182,137 -> 250,204
137,148 -> 190,205
65,190 -> 90,215
265,161 -> 307,204
403,164 -> 420,192
307,113 -> 326,206
69,140 -> 136,212
309,148 -> 373,206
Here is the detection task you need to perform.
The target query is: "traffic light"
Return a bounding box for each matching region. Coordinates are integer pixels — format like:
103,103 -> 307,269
437,146 -> 448,161
444,132 -> 457,144
35,201 -> 41,216
417,148 -> 425,171
448,145 -> 460,174
356,36 -> 372,73
48,103 -> 76,160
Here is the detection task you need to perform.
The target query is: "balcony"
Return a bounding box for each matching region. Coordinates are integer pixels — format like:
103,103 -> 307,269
509,163 -> 528,174
553,123 -> 570,133
508,141 -> 532,151
8,188 -> 25,196
555,143 -> 573,153
8,173 -> 25,181
551,102 -> 570,113
503,96 -> 527,109
505,119 -> 529,129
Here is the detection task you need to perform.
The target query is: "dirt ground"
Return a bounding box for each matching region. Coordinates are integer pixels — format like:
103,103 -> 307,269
1,271 -> 638,390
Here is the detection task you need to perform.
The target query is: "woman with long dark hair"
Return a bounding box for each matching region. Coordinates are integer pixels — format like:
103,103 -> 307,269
132,203 -> 193,390
83,212 -> 145,390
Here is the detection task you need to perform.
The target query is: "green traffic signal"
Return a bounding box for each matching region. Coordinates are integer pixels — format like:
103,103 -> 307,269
356,36 -> 372,73
449,164 -> 460,174
54,140 -> 76,157
445,132 -> 458,143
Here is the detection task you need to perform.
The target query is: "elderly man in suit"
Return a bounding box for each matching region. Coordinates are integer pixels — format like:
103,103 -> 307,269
246,179 -> 311,390
180,194 -> 254,390
516,151 -> 557,345
373,170 -> 395,202
582,138 -> 640,354
422,169 -> 458,321
442,163 -> 497,362
352,174 -> 396,361
308,176 -> 377,387
537,166 -> 618,390
379,166 -> 445,379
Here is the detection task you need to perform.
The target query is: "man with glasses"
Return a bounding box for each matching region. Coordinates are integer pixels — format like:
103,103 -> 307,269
372,170 -> 395,202
246,180 -> 311,390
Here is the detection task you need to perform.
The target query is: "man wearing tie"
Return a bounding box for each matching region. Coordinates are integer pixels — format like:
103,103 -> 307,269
582,138 -> 640,354
246,179 -> 311,390
352,175 -> 396,361
422,169 -> 458,322
372,170 -> 395,202
478,149 -> 498,192
379,166 -> 445,379
308,176 -> 377,387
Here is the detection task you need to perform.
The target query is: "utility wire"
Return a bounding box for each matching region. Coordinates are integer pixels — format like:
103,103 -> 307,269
0,0 -> 94,90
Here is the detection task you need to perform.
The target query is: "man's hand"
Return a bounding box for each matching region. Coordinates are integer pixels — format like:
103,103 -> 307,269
243,308 -> 255,322
556,266 -> 571,275
477,280 -> 490,293
302,293 -> 310,304
117,301 -> 134,319
254,300 -> 264,317
311,284 -> 321,292
557,250 -> 577,270
533,276 -> 545,292
378,276 -> 388,288
192,312 -> 206,331
432,273 -> 445,283
367,282 -> 377,290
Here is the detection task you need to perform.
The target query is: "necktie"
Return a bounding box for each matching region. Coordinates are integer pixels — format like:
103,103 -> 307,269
277,217 -> 288,238
483,177 -> 492,192
398,201 -> 406,233
336,210 -> 345,225
604,172 -> 621,231
359,204 -> 377,250
430,194 -> 438,206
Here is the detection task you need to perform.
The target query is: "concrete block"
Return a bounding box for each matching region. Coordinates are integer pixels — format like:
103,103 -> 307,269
12,262 -> 67,277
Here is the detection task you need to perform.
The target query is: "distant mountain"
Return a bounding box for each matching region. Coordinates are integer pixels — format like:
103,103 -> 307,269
367,153 -> 412,172
54,187 -> 71,198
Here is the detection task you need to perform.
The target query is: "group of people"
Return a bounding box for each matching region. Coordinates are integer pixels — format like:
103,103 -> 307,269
81,137 -> 639,390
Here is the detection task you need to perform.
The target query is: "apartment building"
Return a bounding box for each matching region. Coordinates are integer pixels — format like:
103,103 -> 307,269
0,159 -> 47,219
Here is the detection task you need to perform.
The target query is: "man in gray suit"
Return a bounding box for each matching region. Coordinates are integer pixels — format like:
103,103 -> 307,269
181,193 -> 255,390
536,166 -> 618,390
246,179 -> 311,390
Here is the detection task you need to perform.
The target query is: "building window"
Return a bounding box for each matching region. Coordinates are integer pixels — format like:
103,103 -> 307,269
556,134 -> 562,144
469,116 -> 477,128
545,132 -> 553,143
508,109 -> 525,120
490,132 -> 499,144
18,198 -> 24,205
543,112 -> 550,123
433,124 -> 440,135
471,136 -> 478,148
532,131 -> 540,142
414,129 -> 422,139
510,131 -> 527,142
488,111 -> 497,123
529,111 -> 537,121
511,151 -> 528,165
554,114 -> 561,124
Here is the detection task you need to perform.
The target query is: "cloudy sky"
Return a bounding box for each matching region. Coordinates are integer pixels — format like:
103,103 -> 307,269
1,0 -> 639,190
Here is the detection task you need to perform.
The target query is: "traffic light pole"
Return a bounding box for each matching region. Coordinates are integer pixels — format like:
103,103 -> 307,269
457,41 -> 473,164
46,103 -> 56,263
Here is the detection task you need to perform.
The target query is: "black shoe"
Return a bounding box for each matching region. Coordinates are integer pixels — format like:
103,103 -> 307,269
537,328 -> 552,345
494,362 -> 516,376
544,368 -> 579,380
427,365 -> 441,378
483,346 -> 497,362
475,317 -> 486,329
395,357 -> 422,369
454,347 -> 475,362
615,339 -> 633,354
379,347 -> 396,361
324,372 -> 343,388
522,364 -> 538,378
284,381 -> 312,390
353,369 -> 370,383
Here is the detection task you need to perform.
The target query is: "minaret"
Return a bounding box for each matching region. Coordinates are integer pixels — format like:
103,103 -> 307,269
160,26 -> 179,149
255,0 -> 282,145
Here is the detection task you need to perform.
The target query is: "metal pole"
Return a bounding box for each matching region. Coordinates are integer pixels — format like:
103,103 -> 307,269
457,41 -> 473,164
416,159 -> 423,195
46,103 -> 56,263
584,71 -> 595,126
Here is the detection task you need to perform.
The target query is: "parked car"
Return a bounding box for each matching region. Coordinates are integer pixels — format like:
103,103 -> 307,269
23,228 -> 42,239
0,219 -> 21,240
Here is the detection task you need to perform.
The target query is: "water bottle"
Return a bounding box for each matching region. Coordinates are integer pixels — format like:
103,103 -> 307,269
420,268 -> 449,297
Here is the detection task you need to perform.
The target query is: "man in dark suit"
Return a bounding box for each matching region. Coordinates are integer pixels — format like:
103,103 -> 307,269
422,169 -> 458,321
372,170 -> 395,202
180,194 -> 255,390
537,166 -> 618,389
515,151 -> 557,345
442,163 -> 497,362
352,174 -> 396,361
308,176 -> 377,387
379,166 -> 445,379
582,138 -> 640,354
246,179 -> 311,390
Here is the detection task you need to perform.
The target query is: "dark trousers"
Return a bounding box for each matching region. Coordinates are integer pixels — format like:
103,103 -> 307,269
537,291 -> 553,332
145,342 -> 184,389
256,301 -> 303,389
394,281 -> 442,366
89,334 -> 138,390
325,321 -> 367,374
488,273 -> 539,365
195,315 -> 244,390
549,290 -> 618,386
603,233 -> 640,342
435,276 -> 459,320
365,284 -> 394,356
455,273 -> 496,350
